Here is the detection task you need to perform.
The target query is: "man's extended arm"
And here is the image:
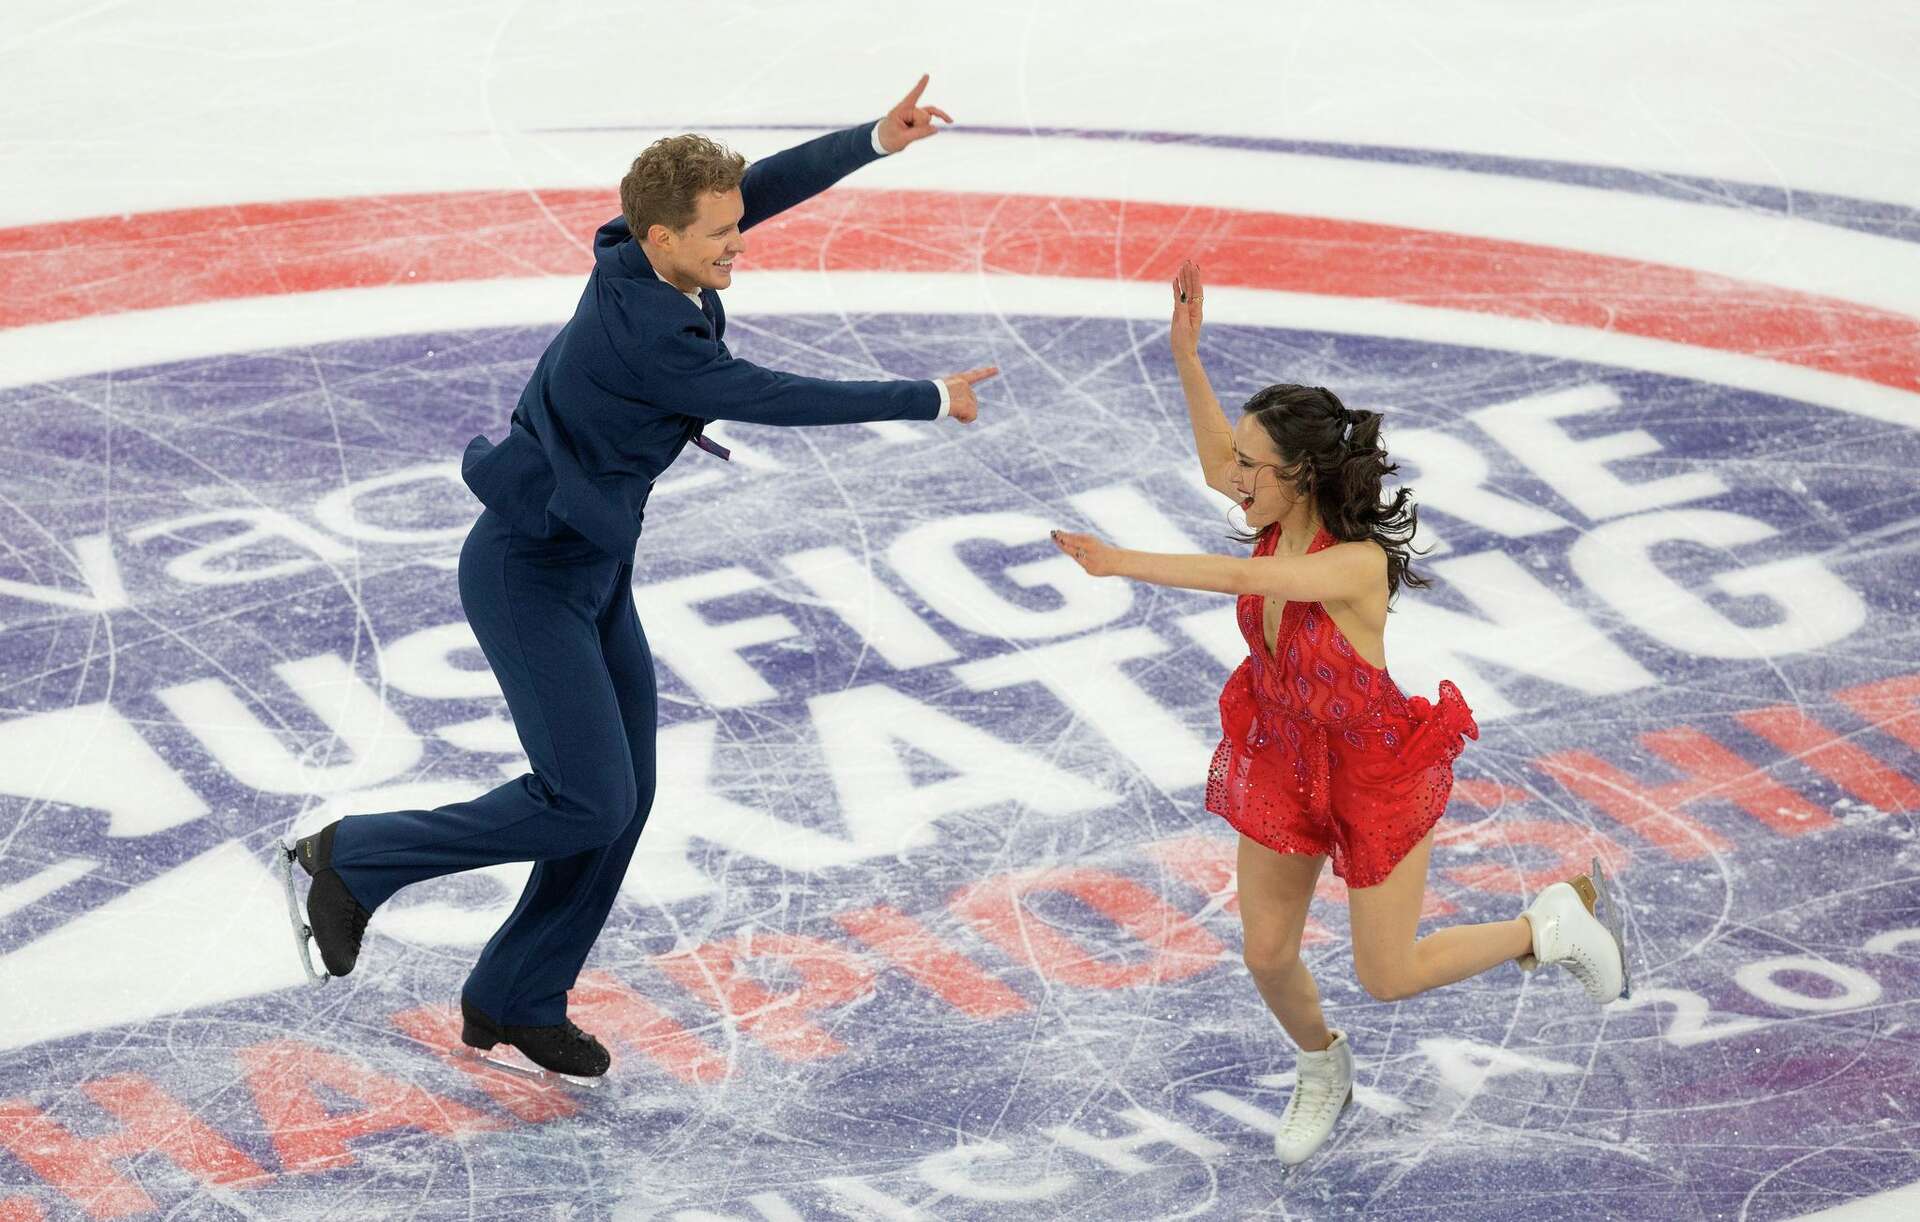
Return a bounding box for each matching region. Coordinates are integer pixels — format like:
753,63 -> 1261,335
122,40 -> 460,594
738,76 -> 951,232
738,124 -> 885,233
648,324 -> 938,427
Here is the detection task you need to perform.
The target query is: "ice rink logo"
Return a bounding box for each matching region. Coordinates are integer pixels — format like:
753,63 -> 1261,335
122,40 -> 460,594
1,133 -> 1917,1218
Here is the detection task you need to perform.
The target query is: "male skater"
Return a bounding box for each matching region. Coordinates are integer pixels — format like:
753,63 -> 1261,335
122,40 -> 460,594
280,76 -> 996,1078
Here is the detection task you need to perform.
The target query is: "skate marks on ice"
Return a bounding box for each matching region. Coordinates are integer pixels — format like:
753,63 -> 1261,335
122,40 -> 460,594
0,309 -> 1912,1214
0,294 -> 1917,1219
1589,856 -> 1632,999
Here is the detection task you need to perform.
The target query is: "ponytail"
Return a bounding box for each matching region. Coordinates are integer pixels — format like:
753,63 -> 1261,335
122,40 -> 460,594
1239,385 -> 1428,599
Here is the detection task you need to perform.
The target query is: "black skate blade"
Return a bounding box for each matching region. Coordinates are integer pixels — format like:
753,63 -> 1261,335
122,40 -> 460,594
275,839 -> 329,986
1589,856 -> 1631,1000
454,1044 -> 603,1090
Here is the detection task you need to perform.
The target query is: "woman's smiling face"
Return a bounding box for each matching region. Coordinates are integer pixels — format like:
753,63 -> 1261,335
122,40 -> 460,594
1231,413 -> 1305,529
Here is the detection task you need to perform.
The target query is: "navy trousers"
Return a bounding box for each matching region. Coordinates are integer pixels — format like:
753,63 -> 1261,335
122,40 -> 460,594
329,508 -> 657,1026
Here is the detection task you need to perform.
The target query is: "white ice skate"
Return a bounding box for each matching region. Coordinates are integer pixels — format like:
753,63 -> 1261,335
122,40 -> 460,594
1518,859 -> 1629,1003
1274,1030 -> 1353,1165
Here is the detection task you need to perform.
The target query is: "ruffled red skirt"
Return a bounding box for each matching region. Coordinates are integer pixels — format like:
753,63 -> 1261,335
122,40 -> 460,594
1204,664 -> 1478,887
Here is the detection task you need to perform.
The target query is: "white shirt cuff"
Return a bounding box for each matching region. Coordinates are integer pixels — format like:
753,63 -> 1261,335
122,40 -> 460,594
871,121 -> 891,156
933,379 -> 950,419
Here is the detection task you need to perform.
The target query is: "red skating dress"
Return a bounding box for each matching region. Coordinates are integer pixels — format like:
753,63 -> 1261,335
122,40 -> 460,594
1204,524 -> 1478,887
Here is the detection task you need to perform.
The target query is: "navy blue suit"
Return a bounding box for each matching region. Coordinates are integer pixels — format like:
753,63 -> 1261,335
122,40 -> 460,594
326,124 -> 938,1027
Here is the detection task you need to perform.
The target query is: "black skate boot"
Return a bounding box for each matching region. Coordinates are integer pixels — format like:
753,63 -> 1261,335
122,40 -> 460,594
281,822 -> 372,979
460,996 -> 611,1081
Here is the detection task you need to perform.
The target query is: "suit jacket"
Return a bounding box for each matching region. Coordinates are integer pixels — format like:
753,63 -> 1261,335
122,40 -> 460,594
461,123 -> 939,559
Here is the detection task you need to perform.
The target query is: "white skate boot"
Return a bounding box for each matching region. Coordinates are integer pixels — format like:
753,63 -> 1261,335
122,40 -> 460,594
1518,861 -> 1627,1003
1274,1030 -> 1353,1165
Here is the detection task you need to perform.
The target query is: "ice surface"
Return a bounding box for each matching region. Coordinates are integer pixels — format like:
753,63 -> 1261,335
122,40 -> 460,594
2,4 -> 1918,1219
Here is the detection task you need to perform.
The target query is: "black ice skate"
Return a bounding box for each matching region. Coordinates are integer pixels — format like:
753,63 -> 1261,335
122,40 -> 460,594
459,996 -> 610,1087
275,822 -> 371,983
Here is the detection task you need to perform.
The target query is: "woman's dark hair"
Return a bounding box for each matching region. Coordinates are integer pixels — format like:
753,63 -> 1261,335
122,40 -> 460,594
1235,383 -> 1428,599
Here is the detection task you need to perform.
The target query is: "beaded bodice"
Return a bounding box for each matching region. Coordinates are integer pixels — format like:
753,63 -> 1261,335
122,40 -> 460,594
1234,525 -> 1410,740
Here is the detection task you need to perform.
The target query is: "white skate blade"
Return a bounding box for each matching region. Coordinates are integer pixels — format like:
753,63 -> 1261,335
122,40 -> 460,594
1589,856 -> 1631,999
275,839 -> 328,985
454,1043 -> 604,1090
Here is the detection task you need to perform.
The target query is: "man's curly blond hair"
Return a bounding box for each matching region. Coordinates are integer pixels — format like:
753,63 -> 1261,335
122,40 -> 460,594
619,134 -> 748,240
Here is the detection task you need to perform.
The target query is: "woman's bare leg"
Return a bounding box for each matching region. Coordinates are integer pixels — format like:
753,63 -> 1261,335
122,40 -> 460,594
1235,835 -> 1335,1050
1346,832 -> 1532,1002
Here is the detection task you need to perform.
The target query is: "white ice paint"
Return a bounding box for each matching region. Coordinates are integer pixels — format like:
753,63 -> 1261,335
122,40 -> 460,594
125,507 -> 356,586
157,653 -> 422,795
0,840 -> 305,1054
7,275 -> 1918,432
436,713 -> 520,754
888,511 -> 1132,640
1068,483 -> 1208,554
1192,1090 -> 1289,1137
371,618 -> 515,754
1794,1180 -> 1920,1221
1572,508 -> 1867,659
1044,1106 -> 1229,1172
1389,549 -> 1661,718
310,460 -> 472,546
379,620 -> 499,700
811,682 -> 1115,853
956,628 -> 1210,789
0,533 -> 128,615
1614,987 -> 1769,1047
634,566 -> 800,707
1735,955 -> 1883,1013
743,1196 -> 807,1222
915,1141 -> 1077,1204
1248,1072 -> 1414,1117
1416,1037 -> 1583,1097
0,702 -> 207,837
1394,428 -> 1569,538
778,544 -> 960,670
1176,608 -> 1251,673
623,719 -> 875,905
1473,383 -> 1729,521
0,857 -> 98,920
1864,929 -> 1920,955
816,1179 -> 928,1220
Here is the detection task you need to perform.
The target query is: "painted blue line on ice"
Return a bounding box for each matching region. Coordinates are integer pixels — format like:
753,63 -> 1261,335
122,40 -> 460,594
534,120 -> 1920,246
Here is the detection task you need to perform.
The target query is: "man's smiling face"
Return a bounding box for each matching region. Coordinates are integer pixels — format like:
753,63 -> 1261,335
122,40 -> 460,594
648,188 -> 746,294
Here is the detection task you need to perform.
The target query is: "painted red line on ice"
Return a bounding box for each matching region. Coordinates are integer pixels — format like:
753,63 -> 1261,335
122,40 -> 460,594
233,1039 -> 501,1174
652,932 -> 875,1062
1737,706 -> 1920,813
835,904 -> 1032,1018
951,866 -> 1226,988
2,190 -> 1917,392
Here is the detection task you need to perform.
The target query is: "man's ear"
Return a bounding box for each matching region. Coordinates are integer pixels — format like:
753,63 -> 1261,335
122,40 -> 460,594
646,222 -> 675,248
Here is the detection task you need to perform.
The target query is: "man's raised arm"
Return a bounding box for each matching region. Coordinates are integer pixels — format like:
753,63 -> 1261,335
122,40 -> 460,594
740,75 -> 952,231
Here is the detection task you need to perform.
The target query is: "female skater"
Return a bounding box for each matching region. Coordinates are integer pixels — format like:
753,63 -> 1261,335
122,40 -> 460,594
1052,261 -> 1626,1165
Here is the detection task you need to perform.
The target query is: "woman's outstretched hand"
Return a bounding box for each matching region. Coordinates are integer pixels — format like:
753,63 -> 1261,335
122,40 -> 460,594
1051,529 -> 1123,577
1170,259 -> 1204,361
